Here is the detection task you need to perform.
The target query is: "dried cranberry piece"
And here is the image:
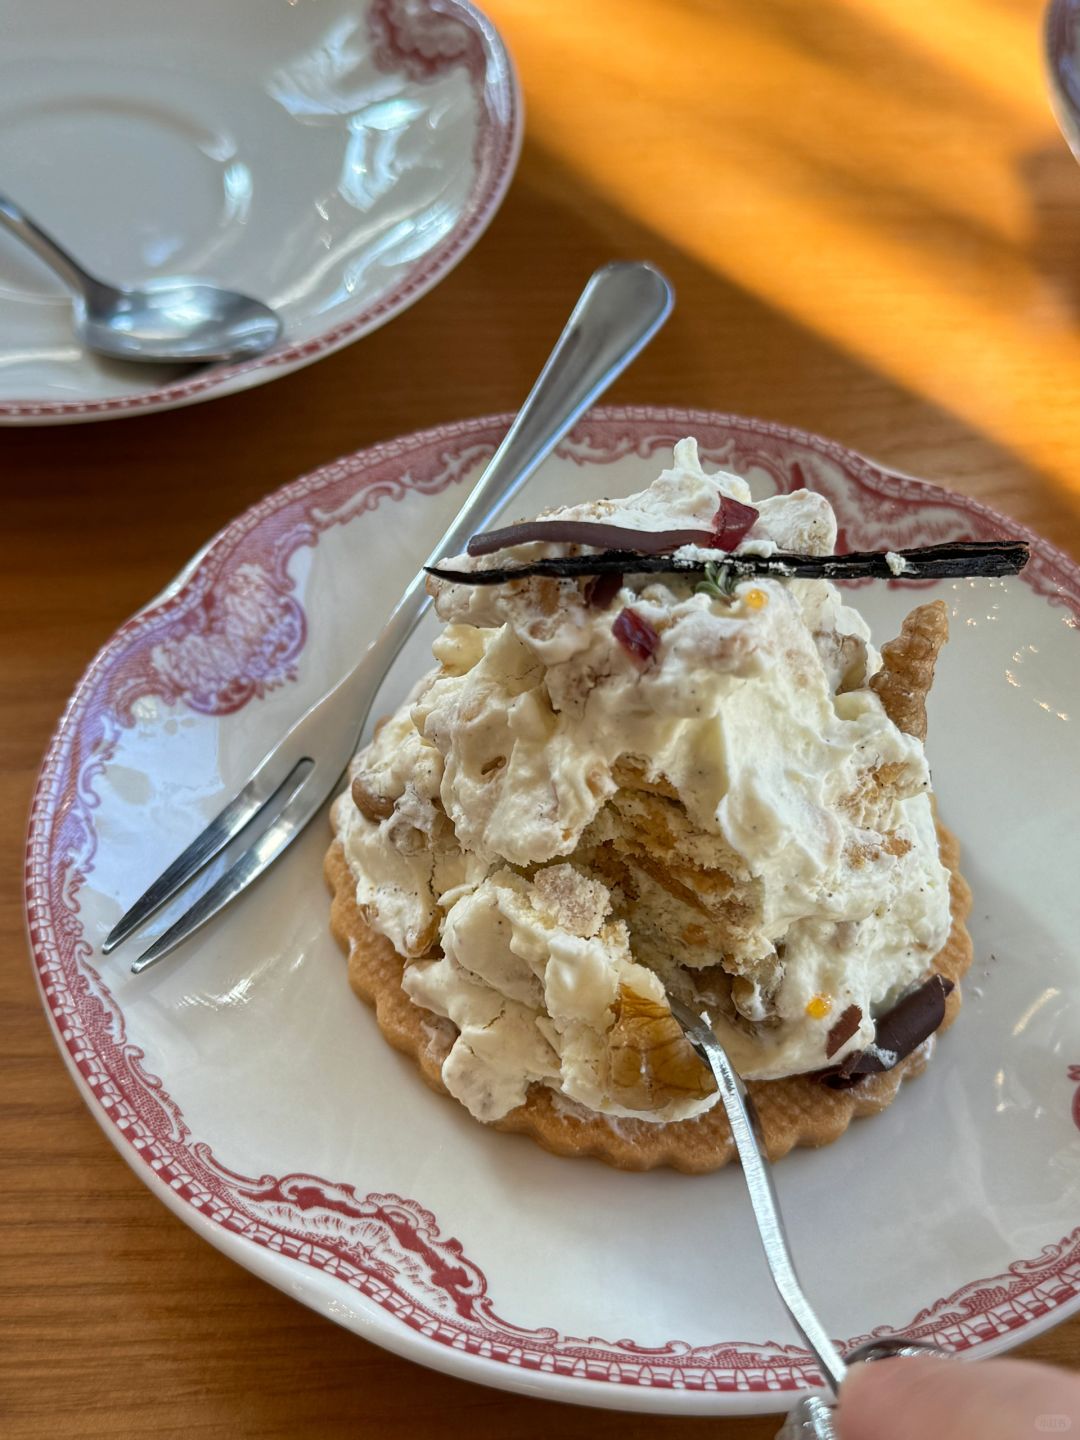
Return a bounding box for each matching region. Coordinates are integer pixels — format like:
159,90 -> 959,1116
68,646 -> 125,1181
612,607 -> 660,664
711,497 -> 759,551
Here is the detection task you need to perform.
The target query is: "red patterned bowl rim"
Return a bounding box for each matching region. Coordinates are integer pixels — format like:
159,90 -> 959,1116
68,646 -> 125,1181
24,407 -> 1080,1412
0,0 -> 523,424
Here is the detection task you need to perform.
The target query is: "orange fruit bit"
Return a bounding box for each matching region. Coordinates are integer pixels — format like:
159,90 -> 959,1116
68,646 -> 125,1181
805,994 -> 833,1020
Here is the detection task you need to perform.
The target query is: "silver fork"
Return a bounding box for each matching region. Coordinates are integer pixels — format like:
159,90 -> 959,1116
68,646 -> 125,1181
668,997 -> 950,1438
103,261 -> 674,972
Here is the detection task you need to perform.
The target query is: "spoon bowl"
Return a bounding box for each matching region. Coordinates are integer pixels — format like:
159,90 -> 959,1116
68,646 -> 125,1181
80,279 -> 282,364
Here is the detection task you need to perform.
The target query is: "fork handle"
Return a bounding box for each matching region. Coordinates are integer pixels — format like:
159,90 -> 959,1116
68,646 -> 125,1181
363,261 -> 674,684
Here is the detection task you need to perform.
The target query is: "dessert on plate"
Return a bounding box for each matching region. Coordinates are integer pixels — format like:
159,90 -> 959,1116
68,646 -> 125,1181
326,438 -> 974,1171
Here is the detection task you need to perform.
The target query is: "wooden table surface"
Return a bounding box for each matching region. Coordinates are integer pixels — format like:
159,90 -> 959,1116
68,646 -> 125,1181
3,1 -> 1079,1435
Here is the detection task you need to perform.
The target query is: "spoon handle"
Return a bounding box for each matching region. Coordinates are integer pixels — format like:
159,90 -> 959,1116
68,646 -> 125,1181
0,193 -> 101,298
371,260 -> 675,670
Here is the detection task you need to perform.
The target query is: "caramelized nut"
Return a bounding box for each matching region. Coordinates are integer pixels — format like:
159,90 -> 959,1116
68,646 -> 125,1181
608,984 -> 715,1109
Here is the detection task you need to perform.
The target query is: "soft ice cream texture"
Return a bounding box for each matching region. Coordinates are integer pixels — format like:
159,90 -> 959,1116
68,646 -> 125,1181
334,439 -> 951,1125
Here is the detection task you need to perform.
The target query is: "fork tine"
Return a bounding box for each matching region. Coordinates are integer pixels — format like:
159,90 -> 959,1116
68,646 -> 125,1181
101,758 -> 308,954
129,760 -> 330,973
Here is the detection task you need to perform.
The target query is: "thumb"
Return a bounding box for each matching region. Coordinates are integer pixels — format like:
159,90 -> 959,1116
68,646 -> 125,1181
836,1355 -> 1080,1440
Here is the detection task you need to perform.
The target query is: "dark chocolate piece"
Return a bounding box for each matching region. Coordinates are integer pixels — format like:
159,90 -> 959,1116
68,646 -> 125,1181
427,539 -> 1030,588
846,974 -> 955,1075
466,519 -> 717,557
819,974 -> 956,1087
466,501 -> 762,559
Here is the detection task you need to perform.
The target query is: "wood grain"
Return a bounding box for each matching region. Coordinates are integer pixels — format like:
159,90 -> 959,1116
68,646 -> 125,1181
2,2 -> 1079,1435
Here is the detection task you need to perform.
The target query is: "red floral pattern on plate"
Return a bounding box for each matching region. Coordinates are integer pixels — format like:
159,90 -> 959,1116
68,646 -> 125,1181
25,409 -> 1080,1396
369,0 -> 488,82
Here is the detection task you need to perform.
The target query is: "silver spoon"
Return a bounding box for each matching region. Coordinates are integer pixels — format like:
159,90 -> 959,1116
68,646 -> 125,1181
0,192 -> 282,364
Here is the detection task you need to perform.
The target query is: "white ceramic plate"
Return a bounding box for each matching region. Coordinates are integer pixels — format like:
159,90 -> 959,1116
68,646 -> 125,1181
27,410 -> 1080,1417
0,0 -> 519,424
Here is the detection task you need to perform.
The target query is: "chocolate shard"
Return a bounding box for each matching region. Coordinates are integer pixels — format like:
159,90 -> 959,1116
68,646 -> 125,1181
848,974 -> 955,1075
818,974 -> 955,1087
466,519 -> 716,557
825,1003 -> 863,1058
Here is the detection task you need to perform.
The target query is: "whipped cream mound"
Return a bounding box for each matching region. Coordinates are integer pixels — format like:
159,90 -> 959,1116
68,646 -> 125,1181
335,439 -> 952,1125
